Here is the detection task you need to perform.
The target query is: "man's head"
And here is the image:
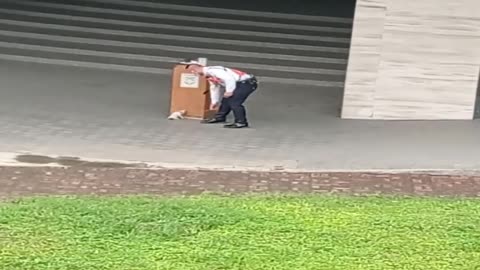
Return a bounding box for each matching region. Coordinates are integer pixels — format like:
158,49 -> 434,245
186,64 -> 204,75
180,59 -> 205,76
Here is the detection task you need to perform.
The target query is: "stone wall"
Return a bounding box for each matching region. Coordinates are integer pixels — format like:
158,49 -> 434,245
342,0 -> 480,120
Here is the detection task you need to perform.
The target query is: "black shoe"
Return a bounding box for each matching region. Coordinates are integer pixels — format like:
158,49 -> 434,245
224,123 -> 249,129
201,118 -> 226,124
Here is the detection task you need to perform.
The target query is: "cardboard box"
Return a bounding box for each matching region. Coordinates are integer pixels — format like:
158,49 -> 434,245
169,64 -> 215,120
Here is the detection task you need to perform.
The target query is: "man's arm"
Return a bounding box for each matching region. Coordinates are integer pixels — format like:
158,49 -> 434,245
213,70 -> 236,95
209,83 -> 222,108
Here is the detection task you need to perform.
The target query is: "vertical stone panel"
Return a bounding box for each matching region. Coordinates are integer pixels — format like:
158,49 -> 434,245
343,0 -> 480,120
341,0 -> 387,119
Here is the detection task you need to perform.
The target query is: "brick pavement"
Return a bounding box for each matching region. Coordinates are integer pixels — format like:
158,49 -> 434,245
2,165 -> 480,198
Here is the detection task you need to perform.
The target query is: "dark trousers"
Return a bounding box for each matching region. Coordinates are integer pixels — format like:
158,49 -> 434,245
215,79 -> 258,124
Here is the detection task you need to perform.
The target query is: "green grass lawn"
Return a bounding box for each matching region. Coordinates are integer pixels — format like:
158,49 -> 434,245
1,195 -> 480,270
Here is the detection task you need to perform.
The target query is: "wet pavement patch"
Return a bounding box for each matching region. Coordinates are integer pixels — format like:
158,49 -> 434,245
15,155 -> 56,164
15,154 -> 141,168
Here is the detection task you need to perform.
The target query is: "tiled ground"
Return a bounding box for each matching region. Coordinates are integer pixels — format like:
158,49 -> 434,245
1,60 -> 480,171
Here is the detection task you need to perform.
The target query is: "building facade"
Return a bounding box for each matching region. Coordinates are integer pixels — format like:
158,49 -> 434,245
1,0 -> 478,121
342,0 -> 480,120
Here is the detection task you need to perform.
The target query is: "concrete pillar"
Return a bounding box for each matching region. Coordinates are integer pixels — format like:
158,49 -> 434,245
342,0 -> 480,120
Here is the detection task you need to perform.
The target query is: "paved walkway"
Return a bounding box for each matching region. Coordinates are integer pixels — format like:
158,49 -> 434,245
1,60 -> 480,172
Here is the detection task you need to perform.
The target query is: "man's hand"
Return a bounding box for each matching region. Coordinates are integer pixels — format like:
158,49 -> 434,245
224,92 -> 233,98
210,103 -> 219,110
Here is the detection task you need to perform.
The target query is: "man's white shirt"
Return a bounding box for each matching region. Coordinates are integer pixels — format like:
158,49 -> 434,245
202,66 -> 252,105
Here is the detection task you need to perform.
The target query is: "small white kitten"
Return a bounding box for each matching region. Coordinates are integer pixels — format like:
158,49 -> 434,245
168,110 -> 187,120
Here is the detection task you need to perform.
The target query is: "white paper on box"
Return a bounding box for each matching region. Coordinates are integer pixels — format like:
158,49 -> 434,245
180,73 -> 200,88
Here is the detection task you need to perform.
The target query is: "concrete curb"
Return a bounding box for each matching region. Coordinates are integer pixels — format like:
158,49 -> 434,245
1,152 -> 480,175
